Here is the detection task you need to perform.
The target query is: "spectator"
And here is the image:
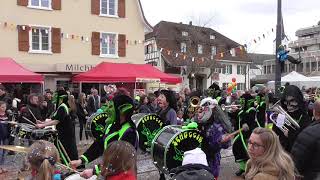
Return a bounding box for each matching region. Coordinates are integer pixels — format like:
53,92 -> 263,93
101,141 -> 137,180
244,128 -> 296,180
138,95 -> 151,113
291,99 -> 320,180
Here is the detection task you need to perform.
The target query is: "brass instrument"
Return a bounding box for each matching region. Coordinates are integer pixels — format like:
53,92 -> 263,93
221,104 -> 242,112
269,100 -> 300,133
188,96 -> 200,113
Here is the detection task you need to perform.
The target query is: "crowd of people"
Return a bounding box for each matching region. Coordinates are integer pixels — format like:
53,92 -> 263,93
0,82 -> 319,180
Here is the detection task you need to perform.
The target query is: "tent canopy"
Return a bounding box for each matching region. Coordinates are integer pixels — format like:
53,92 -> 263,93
72,62 -> 182,84
0,57 -> 44,83
281,71 -> 311,82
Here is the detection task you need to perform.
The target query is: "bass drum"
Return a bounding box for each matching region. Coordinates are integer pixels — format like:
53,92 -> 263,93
151,125 -> 204,174
86,112 -> 109,139
131,114 -> 164,152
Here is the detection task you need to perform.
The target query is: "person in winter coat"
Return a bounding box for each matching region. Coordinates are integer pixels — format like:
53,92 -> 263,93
101,140 -> 137,180
291,99 -> 320,180
169,148 -> 215,180
244,127 -> 296,180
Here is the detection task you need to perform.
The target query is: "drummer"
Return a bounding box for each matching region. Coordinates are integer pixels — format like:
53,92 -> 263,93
36,90 -> 78,165
70,93 -> 138,178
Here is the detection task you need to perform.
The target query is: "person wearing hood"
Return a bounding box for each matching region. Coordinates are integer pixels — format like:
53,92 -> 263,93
169,148 -> 215,180
232,93 -> 260,176
244,127 -> 296,180
157,90 -> 177,125
70,93 -> 138,178
197,97 -> 232,179
35,90 -> 79,165
273,85 -> 311,152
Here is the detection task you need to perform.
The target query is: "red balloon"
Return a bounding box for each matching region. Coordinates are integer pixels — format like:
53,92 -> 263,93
232,78 -> 236,82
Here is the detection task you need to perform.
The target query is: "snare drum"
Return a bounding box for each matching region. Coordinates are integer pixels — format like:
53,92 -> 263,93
151,125 -> 204,174
16,123 -> 34,140
131,114 -> 164,151
31,129 -> 58,142
86,112 -> 109,139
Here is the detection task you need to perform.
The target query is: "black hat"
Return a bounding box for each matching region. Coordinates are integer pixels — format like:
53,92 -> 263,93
113,94 -> 134,124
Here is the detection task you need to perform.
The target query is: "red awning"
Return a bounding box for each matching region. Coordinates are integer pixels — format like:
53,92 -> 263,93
72,62 -> 181,84
0,57 -> 44,83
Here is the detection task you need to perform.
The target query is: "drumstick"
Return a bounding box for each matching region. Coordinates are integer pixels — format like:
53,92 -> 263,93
58,140 -> 72,163
56,162 -> 80,174
22,116 -> 37,126
228,124 -> 250,137
28,108 -> 39,122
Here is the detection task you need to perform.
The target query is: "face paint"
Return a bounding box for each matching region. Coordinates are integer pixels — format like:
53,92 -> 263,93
284,96 -> 299,113
198,106 -> 212,123
240,98 -> 245,108
105,101 -> 116,123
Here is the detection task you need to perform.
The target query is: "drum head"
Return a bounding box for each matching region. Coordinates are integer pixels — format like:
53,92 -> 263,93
151,125 -> 204,174
86,113 -> 109,139
134,114 -> 164,152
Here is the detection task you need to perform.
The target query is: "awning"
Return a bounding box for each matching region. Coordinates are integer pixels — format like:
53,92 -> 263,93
0,57 -> 44,83
72,62 -> 181,84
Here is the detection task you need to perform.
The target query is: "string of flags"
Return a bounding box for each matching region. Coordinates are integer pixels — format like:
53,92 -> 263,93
0,21 -> 145,45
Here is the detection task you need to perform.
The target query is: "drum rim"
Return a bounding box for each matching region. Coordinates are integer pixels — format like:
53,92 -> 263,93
86,112 -> 109,139
151,125 -> 184,173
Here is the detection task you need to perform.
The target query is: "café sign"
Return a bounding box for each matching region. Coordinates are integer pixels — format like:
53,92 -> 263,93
56,64 -> 95,72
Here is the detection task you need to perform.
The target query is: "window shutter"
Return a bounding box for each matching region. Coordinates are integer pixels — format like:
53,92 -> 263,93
17,0 -> 28,6
52,0 -> 62,10
92,32 -> 100,55
52,28 -> 61,53
18,25 -> 30,52
118,0 -> 126,18
118,34 -> 126,57
91,0 -> 100,15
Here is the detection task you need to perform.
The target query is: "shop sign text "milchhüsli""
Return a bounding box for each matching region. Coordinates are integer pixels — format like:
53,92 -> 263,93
56,64 -> 94,72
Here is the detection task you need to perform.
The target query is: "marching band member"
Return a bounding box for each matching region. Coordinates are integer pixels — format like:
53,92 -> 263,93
70,94 -> 137,178
273,85 -> 311,152
232,92 -> 260,176
255,88 -> 267,128
36,90 -> 78,165
197,97 -> 232,179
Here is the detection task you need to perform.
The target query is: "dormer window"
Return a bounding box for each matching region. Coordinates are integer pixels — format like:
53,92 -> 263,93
210,35 -> 215,40
182,31 -> 188,36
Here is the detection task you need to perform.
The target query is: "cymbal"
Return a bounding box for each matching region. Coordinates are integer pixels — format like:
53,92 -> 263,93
0,145 -> 29,153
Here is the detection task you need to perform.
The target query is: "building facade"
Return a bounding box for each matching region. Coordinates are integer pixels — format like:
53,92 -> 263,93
0,0 -> 152,91
145,21 -> 252,92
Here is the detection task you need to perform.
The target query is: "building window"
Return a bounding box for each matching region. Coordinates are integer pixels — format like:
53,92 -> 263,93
210,35 -> 215,40
182,31 -> 188,36
271,65 -> 276,73
311,61 -> 317,72
263,66 -> 266,74
101,33 -> 117,57
266,65 -> 271,74
237,83 -> 245,90
237,65 -> 246,75
101,0 -> 117,16
211,46 -> 217,55
223,65 -> 232,74
305,62 -> 310,72
29,27 -> 51,53
198,44 -> 203,54
297,63 -> 303,72
181,42 -> 187,53
29,0 -> 51,9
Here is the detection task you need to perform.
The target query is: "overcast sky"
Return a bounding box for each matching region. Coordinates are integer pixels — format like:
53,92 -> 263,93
140,0 -> 320,54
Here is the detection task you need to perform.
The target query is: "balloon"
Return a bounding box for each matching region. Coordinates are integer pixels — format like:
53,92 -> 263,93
232,82 -> 237,87
232,78 -> 236,82
228,83 -> 233,88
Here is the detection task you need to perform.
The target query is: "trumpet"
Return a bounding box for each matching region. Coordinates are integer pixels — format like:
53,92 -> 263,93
269,100 -> 300,134
221,104 -> 242,112
188,96 -> 200,113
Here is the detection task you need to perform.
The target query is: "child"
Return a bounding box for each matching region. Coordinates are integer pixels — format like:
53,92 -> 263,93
101,140 -> 137,180
27,140 -> 61,180
176,110 -> 184,125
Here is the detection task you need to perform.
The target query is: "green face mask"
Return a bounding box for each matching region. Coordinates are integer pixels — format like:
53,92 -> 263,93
255,96 -> 261,104
239,98 -> 245,107
105,101 -> 116,124
247,99 -> 255,108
